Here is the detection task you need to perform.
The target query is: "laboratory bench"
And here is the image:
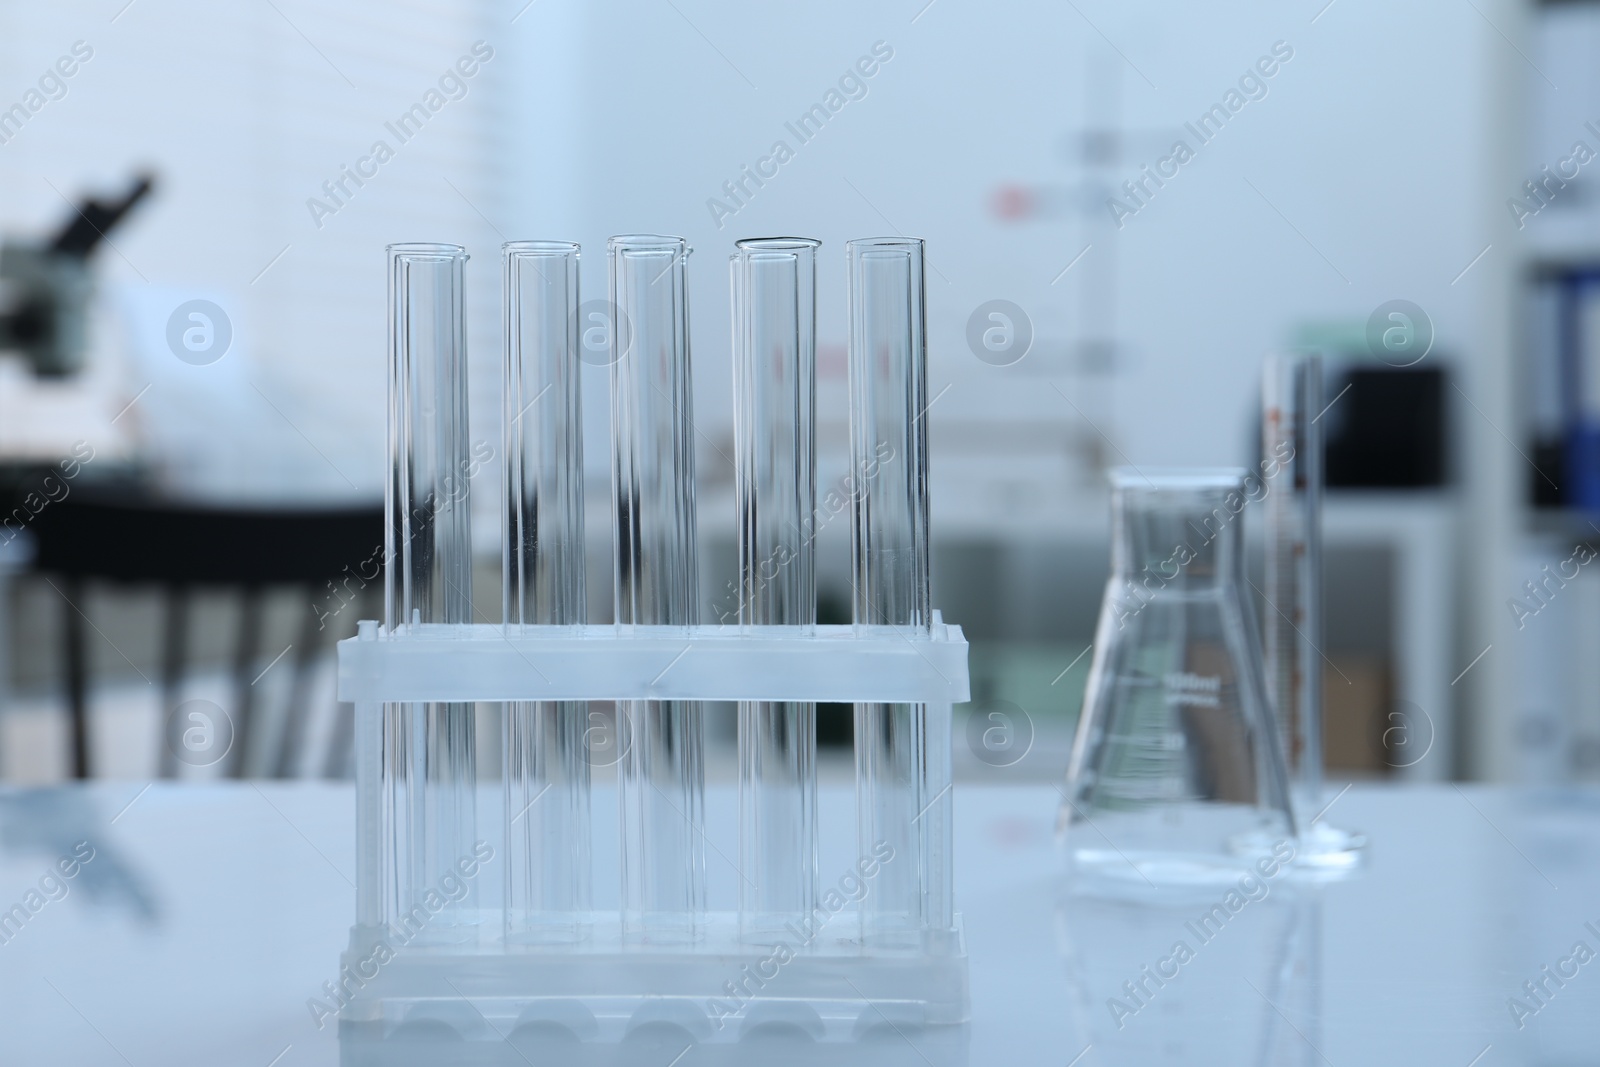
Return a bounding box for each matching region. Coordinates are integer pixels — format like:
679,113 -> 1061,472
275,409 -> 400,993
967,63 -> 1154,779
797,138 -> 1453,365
0,782 -> 1594,1065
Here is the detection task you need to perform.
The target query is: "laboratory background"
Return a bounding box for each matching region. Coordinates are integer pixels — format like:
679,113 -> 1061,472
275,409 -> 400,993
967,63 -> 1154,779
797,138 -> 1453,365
0,0 -> 1596,1064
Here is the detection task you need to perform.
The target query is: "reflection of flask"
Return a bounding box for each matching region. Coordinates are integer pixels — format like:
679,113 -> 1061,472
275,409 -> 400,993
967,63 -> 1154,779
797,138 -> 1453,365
1060,469 -> 1295,887
1053,878 -> 1316,1065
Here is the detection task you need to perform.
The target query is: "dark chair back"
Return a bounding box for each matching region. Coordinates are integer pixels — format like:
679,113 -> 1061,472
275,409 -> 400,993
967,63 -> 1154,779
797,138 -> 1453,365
30,493 -> 382,778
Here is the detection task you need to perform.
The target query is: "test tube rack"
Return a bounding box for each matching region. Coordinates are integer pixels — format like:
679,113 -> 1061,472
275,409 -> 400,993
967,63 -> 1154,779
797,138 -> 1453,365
335,617 -> 971,1041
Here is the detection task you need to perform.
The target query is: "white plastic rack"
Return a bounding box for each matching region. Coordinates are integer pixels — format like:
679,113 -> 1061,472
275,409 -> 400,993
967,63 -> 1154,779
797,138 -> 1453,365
336,617 -> 972,1041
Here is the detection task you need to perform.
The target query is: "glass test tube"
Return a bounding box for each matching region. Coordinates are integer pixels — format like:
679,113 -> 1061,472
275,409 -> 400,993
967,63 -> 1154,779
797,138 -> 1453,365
731,238 -> 819,940
386,243 -> 477,940
1262,352 -> 1323,817
502,242 -> 589,941
609,235 -> 704,938
847,237 -> 939,942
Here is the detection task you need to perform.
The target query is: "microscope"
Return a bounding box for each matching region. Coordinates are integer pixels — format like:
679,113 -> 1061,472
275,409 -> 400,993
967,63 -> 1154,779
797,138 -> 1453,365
0,173 -> 153,377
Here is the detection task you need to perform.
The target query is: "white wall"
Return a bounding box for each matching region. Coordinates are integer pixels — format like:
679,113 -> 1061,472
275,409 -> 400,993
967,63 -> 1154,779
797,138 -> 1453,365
0,0 -> 500,500
542,0 -> 1492,516
0,0 -> 1500,512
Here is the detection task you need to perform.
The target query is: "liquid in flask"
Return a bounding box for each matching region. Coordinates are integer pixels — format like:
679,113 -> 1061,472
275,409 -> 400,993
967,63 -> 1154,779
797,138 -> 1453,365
1059,468 -> 1295,889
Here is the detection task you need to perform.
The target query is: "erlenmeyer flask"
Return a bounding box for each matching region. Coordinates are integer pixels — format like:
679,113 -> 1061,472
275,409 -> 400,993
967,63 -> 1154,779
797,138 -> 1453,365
1059,468 -> 1295,888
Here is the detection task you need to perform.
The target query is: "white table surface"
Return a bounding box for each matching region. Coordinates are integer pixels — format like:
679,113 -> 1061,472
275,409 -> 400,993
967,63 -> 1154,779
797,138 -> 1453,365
0,782 -> 1595,1066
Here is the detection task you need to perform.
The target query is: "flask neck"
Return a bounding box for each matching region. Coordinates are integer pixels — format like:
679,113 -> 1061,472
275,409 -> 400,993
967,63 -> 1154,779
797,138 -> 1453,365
1110,476 -> 1250,591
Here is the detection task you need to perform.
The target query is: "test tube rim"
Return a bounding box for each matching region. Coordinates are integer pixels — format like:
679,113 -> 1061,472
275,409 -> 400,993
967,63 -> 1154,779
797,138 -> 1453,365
734,236 -> 821,253
388,241 -> 468,258
608,233 -> 690,257
502,239 -> 581,256
845,235 -> 924,255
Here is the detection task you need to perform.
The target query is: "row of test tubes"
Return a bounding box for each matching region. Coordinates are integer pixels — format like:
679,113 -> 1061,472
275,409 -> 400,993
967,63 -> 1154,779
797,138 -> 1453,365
384,235 -> 939,948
